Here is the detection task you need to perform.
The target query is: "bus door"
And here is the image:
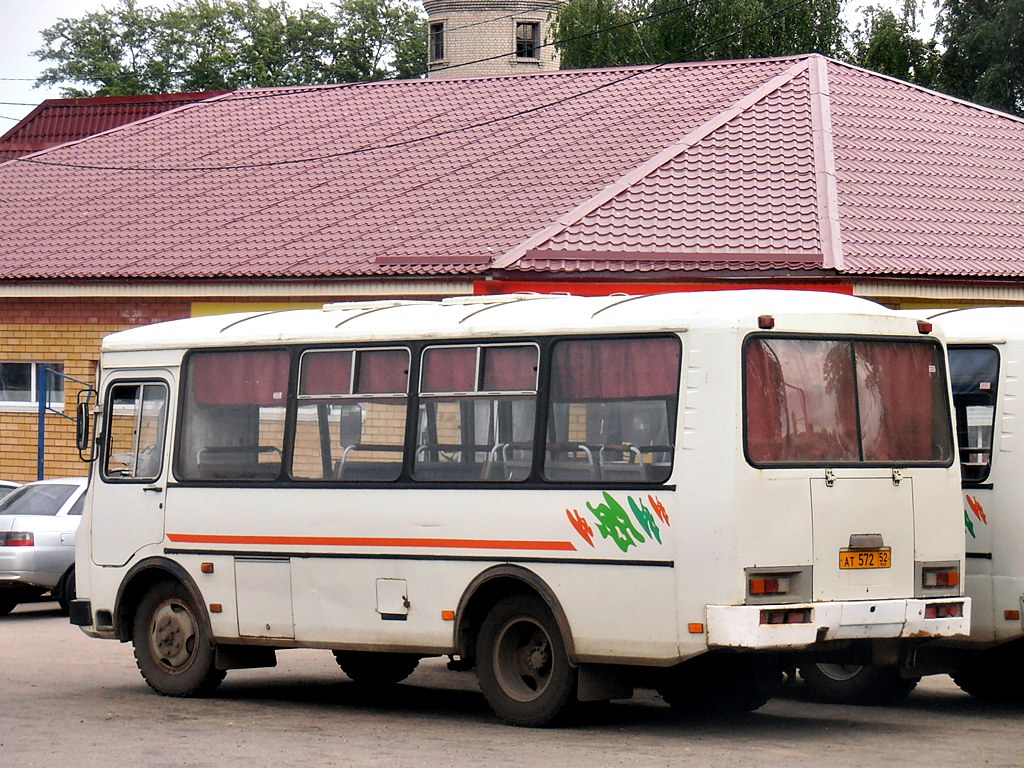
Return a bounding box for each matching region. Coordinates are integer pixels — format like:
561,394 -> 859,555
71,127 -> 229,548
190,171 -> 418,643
91,376 -> 172,566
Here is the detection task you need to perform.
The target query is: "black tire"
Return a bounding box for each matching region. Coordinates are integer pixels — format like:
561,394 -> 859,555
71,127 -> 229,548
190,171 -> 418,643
800,663 -> 918,705
56,568 -> 76,615
332,651 -> 420,685
132,581 -> 225,697
0,596 -> 17,616
476,593 -> 578,727
953,645 -> 1024,702
657,654 -> 778,715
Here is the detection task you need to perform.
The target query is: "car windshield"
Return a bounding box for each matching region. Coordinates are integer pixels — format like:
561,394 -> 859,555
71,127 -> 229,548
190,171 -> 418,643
0,484 -> 78,515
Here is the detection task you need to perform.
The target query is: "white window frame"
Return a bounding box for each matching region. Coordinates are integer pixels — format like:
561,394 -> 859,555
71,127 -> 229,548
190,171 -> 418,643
0,362 -> 66,412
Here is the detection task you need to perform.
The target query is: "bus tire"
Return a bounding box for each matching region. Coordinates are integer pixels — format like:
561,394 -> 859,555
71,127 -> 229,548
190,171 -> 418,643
132,580 -> 225,697
953,646 -> 1024,702
658,654 -> 777,715
332,651 -> 420,685
800,663 -> 918,705
476,593 -> 578,727
0,596 -> 17,616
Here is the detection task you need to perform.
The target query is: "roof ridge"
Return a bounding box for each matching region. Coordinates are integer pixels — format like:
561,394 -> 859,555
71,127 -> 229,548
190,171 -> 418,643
826,57 -> 1024,127
809,55 -> 843,271
491,56 -> 812,269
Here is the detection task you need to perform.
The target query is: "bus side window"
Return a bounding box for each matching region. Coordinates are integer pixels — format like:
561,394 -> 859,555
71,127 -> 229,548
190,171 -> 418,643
291,348 -> 409,482
176,350 -> 289,482
103,382 -> 168,482
544,337 -> 680,484
415,344 -> 538,482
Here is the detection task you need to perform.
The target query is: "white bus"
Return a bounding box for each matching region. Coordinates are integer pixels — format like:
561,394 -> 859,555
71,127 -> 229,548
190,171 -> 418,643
803,307 -> 1024,703
70,291 -> 969,725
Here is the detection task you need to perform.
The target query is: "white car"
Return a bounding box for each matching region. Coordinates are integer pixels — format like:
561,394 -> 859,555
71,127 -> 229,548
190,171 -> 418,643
0,480 -> 19,502
0,478 -> 88,615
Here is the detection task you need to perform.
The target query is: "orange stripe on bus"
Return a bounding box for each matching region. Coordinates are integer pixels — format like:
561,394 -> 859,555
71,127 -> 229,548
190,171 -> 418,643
166,533 -> 577,552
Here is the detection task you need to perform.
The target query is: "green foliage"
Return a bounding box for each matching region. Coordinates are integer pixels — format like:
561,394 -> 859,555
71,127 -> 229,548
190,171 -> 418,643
553,0 -> 847,70
33,0 -> 427,96
849,2 -> 939,87
938,0 -> 1024,115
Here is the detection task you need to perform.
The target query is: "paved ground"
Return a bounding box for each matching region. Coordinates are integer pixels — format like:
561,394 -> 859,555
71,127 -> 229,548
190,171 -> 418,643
3,600 -> 1023,768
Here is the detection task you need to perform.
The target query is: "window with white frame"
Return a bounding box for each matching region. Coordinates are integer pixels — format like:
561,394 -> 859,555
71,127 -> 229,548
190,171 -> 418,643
0,362 -> 65,407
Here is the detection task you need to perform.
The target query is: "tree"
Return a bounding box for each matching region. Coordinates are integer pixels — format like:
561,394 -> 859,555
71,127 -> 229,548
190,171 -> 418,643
938,0 -> 1024,116
553,0 -> 847,70
33,0 -> 427,96
849,2 -> 939,87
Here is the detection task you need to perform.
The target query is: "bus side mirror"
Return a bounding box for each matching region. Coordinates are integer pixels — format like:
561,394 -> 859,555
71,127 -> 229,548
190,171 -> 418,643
76,389 -> 98,461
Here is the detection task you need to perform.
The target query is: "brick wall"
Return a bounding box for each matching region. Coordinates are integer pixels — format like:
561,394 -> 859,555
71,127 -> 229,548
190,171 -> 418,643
425,0 -> 565,78
0,297 -> 192,482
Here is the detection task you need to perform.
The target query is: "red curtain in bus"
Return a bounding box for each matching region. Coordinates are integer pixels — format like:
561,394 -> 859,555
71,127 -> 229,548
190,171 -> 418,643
481,346 -> 538,392
550,338 -> 681,399
300,351 -> 352,396
421,347 -> 476,393
191,350 -> 290,406
745,339 -> 786,462
857,342 -> 938,461
355,349 -> 409,394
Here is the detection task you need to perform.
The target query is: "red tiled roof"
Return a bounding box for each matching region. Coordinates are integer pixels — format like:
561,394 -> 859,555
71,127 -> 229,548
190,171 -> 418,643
0,91 -> 229,159
0,56 -> 1022,283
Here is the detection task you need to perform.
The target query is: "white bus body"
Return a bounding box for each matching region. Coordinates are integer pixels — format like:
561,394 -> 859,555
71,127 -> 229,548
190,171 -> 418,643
70,291 -> 968,725
803,307 -> 1024,704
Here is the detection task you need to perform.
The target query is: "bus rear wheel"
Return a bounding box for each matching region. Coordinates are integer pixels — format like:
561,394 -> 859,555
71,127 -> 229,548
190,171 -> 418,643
332,651 -> 420,685
658,654 -> 778,715
800,663 -> 918,705
476,594 -> 578,727
132,581 -> 225,697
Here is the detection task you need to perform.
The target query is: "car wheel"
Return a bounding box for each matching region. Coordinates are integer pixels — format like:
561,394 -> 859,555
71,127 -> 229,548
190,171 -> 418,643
56,568 -> 76,615
132,580 -> 225,697
0,596 -> 17,616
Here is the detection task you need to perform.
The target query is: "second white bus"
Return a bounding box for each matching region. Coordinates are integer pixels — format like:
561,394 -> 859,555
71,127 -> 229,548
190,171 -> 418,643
70,291 -> 969,725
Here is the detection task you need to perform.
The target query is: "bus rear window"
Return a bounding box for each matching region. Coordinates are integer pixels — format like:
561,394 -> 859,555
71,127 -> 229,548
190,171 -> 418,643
745,337 -> 952,466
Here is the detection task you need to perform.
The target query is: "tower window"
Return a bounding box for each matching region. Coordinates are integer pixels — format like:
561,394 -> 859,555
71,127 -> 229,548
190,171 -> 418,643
515,22 -> 540,59
429,22 -> 445,62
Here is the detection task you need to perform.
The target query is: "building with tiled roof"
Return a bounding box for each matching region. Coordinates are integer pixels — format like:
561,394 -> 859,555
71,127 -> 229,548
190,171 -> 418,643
2,54 -> 1024,479
0,91 -> 228,160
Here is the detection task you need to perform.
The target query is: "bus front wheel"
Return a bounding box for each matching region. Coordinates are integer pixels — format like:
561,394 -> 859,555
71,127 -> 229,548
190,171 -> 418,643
476,594 -> 578,727
132,581 -> 225,697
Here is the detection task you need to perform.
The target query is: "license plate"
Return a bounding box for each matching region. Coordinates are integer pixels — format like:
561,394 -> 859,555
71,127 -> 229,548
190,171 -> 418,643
839,548 -> 892,569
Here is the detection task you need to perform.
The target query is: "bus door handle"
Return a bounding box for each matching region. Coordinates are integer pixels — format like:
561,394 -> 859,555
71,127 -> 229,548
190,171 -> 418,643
143,485 -> 164,493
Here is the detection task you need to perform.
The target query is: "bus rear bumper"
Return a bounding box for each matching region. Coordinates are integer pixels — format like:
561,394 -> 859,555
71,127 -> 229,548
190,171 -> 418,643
706,598 -> 971,650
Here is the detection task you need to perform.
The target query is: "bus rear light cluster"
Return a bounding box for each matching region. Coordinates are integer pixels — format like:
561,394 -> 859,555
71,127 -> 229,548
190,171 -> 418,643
0,532 -> 34,547
749,576 -> 791,596
1005,610 -> 1021,621
759,608 -> 811,625
922,567 -> 960,589
924,602 -> 963,619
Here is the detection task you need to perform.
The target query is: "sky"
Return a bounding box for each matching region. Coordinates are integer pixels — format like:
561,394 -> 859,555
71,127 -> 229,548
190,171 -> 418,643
0,0 -> 936,129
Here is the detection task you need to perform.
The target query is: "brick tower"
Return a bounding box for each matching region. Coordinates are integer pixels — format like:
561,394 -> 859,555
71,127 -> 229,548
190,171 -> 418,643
424,0 -> 566,78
